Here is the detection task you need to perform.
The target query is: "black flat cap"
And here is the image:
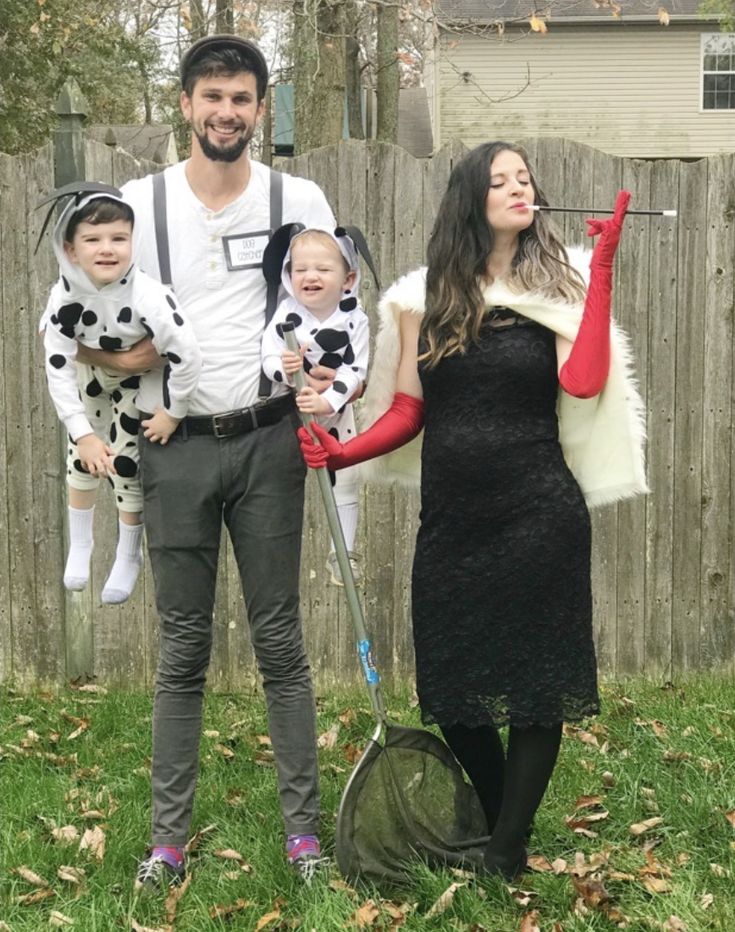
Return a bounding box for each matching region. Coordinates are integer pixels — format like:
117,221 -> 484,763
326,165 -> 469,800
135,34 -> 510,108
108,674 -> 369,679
180,34 -> 268,92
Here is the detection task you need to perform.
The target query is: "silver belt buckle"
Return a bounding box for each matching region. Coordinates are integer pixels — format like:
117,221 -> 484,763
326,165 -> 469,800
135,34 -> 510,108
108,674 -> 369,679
212,412 -> 234,438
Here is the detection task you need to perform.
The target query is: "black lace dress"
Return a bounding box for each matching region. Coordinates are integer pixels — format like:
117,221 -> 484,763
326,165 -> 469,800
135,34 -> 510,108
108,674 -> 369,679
412,309 -> 600,729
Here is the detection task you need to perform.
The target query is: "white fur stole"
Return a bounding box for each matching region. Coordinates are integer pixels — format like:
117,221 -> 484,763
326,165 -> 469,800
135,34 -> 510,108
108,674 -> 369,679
359,250 -> 648,508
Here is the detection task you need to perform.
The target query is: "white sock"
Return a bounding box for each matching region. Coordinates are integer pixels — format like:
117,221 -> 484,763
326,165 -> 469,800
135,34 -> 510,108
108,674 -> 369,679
101,520 -> 143,604
335,502 -> 359,553
64,506 -> 95,591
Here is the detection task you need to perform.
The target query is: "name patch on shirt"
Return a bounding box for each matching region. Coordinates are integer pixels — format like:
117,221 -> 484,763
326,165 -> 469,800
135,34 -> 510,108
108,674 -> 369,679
222,230 -> 271,271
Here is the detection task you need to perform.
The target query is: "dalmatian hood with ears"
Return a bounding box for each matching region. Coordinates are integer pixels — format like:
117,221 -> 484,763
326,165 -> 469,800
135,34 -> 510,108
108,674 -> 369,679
279,226 -> 362,310
51,190 -> 137,310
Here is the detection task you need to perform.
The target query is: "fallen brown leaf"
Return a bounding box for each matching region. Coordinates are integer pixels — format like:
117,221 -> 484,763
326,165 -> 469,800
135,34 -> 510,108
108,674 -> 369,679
184,823 -> 217,853
571,875 -> 611,910
208,897 -> 254,920
57,865 -> 86,885
526,854 -> 553,872
130,920 -> 168,932
318,722 -> 341,750
214,847 -> 245,861
701,893 -> 714,909
601,771 -> 616,787
662,750 -> 693,763
426,882 -> 465,918
663,917 -> 687,931
629,817 -> 663,836
13,865 -> 49,886
348,899 -> 381,927
329,878 -> 358,897
573,794 -> 605,810
642,875 -> 671,894
343,743 -> 363,764
52,825 -> 80,844
339,708 -> 357,727
20,729 -> 42,748
508,886 -> 537,907
79,826 -> 105,860
214,743 -> 235,760
569,851 -> 609,877
165,874 -> 191,924
608,870 -> 636,881
71,683 -> 107,695
519,910 -> 541,932
49,911 -> 75,927
709,862 -> 729,878
15,887 -> 55,905
382,900 -> 412,925
254,904 -> 282,930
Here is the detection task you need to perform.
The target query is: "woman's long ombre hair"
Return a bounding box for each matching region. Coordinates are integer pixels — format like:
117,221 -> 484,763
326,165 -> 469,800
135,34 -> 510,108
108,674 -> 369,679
422,141 -> 587,368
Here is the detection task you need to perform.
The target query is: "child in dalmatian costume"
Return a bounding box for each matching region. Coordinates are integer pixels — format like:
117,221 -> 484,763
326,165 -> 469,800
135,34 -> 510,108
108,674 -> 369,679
261,227 -> 369,584
40,185 -> 201,603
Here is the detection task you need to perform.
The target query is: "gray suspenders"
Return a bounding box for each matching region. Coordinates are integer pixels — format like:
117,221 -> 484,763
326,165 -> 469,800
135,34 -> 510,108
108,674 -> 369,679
151,167 -> 284,399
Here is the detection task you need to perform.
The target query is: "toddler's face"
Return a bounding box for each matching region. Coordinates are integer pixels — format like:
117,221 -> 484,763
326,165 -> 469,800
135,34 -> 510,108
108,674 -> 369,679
289,236 -> 355,319
64,219 -> 133,288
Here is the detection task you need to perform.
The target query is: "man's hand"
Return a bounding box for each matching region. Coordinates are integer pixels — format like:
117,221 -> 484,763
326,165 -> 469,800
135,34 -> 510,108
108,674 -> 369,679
76,337 -> 164,375
306,364 -> 336,394
76,434 -> 115,477
296,386 -> 332,416
142,409 -> 181,444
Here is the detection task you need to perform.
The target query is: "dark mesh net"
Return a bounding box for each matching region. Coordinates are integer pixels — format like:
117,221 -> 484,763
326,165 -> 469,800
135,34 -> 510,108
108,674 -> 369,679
335,724 -> 489,884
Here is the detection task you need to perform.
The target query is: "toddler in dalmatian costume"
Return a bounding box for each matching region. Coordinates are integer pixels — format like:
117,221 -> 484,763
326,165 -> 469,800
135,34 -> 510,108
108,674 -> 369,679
261,227 -> 369,584
40,186 -> 201,603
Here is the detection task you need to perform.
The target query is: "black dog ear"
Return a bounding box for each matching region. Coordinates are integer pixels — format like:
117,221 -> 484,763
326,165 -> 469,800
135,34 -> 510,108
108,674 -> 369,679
34,181 -> 124,255
339,224 -> 381,291
262,223 -> 305,288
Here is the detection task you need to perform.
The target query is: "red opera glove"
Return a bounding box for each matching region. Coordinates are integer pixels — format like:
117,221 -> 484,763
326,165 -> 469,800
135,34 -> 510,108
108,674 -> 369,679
297,391 -> 424,470
558,189 -> 631,399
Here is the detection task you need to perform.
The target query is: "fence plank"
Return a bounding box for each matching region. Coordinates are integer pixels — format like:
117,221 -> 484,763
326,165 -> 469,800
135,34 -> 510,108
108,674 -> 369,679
589,147 -> 623,674
701,154 -> 735,670
614,157 -> 651,674
0,153 -> 14,682
2,153 -> 41,686
672,158 -> 708,672
644,158 -> 679,676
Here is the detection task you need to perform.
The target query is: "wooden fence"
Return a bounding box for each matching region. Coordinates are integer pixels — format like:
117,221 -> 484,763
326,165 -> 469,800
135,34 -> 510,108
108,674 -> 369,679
0,131 -> 733,690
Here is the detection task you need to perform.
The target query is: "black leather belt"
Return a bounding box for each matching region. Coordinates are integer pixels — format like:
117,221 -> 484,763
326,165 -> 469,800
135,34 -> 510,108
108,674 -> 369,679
141,393 -> 296,440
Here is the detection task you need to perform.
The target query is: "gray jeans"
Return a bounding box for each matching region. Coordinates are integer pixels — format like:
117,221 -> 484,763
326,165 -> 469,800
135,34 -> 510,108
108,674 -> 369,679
139,416 -> 318,846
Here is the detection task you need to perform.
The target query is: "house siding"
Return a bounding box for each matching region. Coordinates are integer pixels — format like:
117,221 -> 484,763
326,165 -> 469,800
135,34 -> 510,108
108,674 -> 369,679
437,24 -> 735,157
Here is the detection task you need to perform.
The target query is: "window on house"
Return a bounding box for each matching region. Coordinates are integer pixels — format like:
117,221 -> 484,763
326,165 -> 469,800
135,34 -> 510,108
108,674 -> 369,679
702,33 -> 735,110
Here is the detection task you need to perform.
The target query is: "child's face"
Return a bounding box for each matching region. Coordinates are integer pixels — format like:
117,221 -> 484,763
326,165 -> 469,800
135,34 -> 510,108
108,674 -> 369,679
289,236 -> 356,319
64,219 -> 133,288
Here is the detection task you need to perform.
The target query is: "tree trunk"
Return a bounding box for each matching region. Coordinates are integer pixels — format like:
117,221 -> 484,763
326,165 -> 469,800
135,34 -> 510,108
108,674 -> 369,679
293,0 -> 346,154
345,0 -> 364,139
375,0 -> 399,143
215,0 -> 234,34
190,0 -> 207,40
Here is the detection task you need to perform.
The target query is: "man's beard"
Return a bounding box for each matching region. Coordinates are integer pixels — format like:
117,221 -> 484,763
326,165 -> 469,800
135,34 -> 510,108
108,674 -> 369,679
194,123 -> 253,163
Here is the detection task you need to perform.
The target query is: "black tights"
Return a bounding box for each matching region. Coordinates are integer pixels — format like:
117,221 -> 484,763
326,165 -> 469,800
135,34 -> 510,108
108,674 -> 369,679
441,720 -> 562,865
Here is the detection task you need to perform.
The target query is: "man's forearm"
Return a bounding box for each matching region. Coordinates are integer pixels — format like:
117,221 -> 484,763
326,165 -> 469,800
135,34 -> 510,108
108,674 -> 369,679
76,344 -> 129,373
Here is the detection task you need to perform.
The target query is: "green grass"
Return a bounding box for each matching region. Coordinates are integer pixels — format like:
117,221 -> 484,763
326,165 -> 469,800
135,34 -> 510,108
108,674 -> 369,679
1,677 -> 735,930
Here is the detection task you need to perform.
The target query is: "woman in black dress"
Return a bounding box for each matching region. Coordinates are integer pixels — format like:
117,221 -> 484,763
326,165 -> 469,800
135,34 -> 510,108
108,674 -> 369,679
299,142 -> 645,879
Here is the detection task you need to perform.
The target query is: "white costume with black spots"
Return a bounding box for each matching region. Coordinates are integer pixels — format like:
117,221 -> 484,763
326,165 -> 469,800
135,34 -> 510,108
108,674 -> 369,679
40,191 -> 201,512
261,228 -> 369,509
